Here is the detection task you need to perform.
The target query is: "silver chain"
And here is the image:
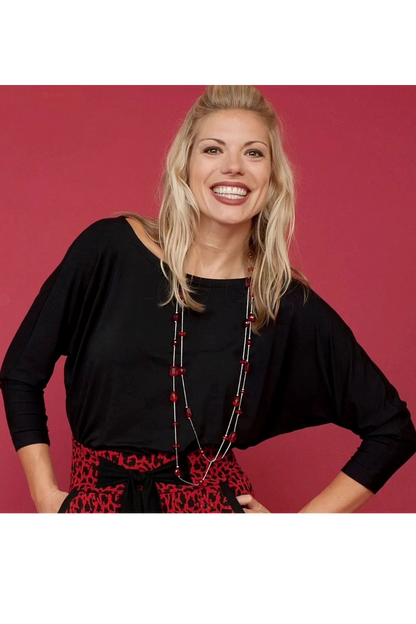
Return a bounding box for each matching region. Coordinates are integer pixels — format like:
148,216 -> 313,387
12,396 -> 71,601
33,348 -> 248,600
170,265 -> 255,486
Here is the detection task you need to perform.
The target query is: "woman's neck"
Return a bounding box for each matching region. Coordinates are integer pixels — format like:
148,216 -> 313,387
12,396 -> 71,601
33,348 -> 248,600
184,239 -> 251,279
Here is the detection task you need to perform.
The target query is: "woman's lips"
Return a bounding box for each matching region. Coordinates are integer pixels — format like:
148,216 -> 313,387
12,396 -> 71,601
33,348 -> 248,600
209,188 -> 251,205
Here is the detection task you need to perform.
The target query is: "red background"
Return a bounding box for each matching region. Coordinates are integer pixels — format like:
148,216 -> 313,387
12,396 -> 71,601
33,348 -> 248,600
0,85 -> 415,513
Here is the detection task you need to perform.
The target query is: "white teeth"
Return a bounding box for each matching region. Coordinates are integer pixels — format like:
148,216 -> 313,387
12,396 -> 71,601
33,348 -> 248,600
216,194 -> 246,199
212,186 -> 248,196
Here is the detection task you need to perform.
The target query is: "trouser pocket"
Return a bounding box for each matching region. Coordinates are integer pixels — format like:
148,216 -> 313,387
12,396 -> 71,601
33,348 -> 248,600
219,481 -> 245,513
57,488 -> 79,513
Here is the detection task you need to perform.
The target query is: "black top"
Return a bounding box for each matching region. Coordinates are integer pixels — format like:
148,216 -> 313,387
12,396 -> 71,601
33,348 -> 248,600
1,215 -> 415,494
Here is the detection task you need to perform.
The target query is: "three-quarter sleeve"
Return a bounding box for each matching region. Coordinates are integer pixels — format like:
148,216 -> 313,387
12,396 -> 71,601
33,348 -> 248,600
0,222 -> 100,451
266,286 -> 416,494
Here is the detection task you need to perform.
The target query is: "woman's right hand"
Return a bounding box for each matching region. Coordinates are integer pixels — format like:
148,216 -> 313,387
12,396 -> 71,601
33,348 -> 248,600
35,487 -> 69,513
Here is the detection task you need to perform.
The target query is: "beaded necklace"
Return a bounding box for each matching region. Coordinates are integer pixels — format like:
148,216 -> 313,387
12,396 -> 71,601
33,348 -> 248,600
169,252 -> 255,486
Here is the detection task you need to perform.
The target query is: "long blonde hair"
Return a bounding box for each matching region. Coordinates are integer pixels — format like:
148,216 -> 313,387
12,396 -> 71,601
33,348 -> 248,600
112,85 -> 310,335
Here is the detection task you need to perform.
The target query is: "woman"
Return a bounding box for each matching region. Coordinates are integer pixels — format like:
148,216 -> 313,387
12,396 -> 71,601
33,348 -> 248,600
1,85 -> 415,513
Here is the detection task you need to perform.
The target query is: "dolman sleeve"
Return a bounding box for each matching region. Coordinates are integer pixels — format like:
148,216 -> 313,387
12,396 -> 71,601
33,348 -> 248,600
0,222 -> 101,451
266,285 -> 416,494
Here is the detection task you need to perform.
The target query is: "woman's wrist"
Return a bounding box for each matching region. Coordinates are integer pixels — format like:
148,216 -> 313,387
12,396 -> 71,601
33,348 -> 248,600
34,484 -> 59,507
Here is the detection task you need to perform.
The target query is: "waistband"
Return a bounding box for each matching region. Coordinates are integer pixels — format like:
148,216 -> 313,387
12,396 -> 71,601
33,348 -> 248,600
69,437 -> 235,513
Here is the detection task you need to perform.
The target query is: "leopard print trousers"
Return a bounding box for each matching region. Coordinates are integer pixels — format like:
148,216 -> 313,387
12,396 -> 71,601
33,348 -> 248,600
58,436 -> 255,513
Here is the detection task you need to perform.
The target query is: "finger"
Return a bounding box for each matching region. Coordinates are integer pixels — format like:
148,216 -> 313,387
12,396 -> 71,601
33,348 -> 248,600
236,494 -> 253,506
236,495 -> 270,513
236,494 -> 263,512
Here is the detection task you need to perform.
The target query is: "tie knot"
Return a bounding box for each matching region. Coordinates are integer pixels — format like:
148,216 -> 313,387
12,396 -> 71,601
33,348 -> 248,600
132,471 -> 153,489
95,454 -> 192,512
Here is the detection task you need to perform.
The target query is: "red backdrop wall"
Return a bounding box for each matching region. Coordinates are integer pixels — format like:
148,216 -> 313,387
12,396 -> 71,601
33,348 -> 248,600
0,85 -> 415,512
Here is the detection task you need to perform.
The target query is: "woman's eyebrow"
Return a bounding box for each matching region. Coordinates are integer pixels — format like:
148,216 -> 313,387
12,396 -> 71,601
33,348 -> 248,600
198,137 -> 269,148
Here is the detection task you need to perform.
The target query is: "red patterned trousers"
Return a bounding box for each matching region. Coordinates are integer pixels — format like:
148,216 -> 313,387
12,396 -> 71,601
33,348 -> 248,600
58,436 -> 254,513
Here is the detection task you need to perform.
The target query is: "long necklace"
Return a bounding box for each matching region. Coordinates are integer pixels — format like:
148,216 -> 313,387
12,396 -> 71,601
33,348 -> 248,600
169,252 -> 255,486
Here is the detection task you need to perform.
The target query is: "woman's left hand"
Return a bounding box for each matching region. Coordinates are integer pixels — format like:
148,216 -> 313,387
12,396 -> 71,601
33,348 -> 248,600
236,494 -> 271,513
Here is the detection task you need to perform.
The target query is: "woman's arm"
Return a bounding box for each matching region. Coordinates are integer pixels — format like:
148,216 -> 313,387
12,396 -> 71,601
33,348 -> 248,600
250,283 -> 416,512
298,470 -> 375,513
0,220 -> 100,453
17,443 -> 59,510
268,286 -> 416,499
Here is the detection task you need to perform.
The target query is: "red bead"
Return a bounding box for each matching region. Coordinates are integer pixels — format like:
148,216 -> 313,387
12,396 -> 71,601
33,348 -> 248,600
169,365 -> 179,377
247,339 -> 252,345
229,432 -> 237,443
178,331 -> 187,337
185,407 -> 193,419
174,467 -> 182,477
248,267 -> 254,273
178,366 -> 186,376
223,435 -> 229,441
173,421 -> 179,427
199,448 -> 205,455
172,443 -> 181,449
170,391 -> 178,402
245,277 -> 251,288
172,339 -> 178,346
241,389 -> 245,394
173,313 -> 179,321
179,291 -> 184,300
248,313 -> 256,322
242,320 -> 250,328
232,395 -> 240,407
244,362 -> 250,373
236,409 -> 243,415
240,359 -> 248,365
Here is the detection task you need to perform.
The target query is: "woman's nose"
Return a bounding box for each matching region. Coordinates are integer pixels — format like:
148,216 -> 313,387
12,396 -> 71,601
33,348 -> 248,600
221,153 -> 245,174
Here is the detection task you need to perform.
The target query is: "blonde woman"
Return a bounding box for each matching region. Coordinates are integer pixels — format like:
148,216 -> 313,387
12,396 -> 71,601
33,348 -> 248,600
1,85 -> 415,513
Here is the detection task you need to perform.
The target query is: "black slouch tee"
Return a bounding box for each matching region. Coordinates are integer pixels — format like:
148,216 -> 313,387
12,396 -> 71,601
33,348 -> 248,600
1,216 -> 415,494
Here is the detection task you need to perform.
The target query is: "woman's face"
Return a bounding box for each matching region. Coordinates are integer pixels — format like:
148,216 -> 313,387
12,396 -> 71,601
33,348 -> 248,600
188,110 -> 272,227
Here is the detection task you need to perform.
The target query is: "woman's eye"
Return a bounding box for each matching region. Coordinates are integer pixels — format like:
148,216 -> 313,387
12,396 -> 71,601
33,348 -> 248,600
203,147 -> 263,157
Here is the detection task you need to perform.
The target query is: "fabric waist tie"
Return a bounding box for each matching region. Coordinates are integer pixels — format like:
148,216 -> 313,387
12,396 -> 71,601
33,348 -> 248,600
95,454 -> 192,513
